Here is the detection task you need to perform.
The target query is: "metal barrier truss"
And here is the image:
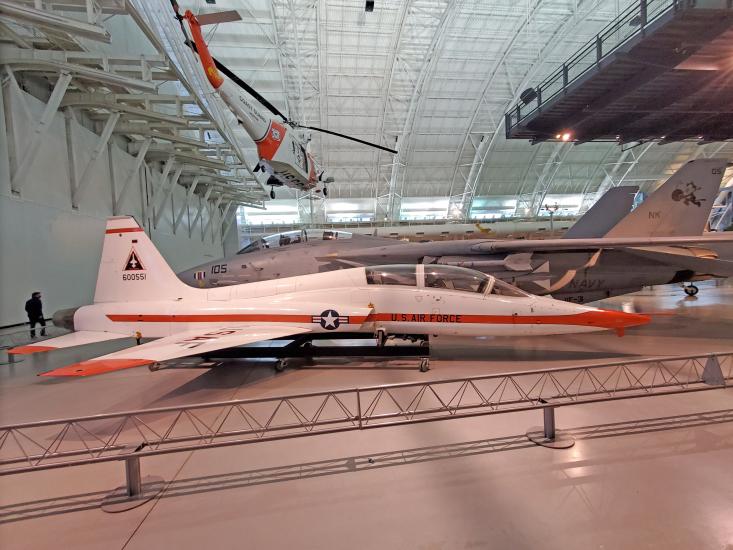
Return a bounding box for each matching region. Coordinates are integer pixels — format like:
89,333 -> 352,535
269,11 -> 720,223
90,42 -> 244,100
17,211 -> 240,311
1,351 -> 730,477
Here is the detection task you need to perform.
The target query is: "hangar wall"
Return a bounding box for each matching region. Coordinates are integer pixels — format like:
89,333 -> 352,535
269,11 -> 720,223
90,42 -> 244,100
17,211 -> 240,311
0,85 -> 238,327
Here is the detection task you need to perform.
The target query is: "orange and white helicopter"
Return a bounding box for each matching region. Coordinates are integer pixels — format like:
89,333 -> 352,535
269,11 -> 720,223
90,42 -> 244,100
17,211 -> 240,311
172,3 -> 397,199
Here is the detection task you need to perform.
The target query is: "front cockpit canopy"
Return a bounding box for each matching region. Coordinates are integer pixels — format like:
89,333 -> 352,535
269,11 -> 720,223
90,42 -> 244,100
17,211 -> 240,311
365,265 -> 531,297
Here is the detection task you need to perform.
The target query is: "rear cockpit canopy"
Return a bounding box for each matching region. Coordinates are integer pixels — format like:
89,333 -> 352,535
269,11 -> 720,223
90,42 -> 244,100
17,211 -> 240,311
365,265 -> 531,297
237,229 -> 353,254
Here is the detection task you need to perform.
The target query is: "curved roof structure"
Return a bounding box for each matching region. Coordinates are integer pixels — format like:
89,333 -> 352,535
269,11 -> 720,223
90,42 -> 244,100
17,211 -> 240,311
179,0 -> 732,223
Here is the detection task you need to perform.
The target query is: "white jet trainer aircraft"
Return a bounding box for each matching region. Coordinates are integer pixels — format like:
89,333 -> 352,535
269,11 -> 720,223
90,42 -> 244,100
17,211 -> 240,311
10,217 -> 649,377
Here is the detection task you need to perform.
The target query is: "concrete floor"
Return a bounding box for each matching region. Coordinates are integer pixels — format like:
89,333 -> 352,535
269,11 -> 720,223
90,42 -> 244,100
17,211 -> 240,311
1,280 -> 732,549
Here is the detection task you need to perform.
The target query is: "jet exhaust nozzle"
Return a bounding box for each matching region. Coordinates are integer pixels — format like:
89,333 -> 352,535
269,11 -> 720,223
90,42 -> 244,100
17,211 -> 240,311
52,308 -> 79,331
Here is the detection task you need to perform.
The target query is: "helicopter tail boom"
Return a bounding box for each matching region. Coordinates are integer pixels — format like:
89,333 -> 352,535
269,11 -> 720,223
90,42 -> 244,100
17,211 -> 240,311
184,10 -> 224,89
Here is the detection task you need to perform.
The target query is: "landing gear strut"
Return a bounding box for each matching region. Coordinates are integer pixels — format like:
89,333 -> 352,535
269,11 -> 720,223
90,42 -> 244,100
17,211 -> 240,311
684,284 -> 699,297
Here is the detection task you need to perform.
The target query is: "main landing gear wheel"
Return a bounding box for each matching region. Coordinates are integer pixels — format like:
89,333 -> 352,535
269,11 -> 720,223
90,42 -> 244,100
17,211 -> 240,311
323,187 -> 328,197
419,358 -> 430,373
269,187 -> 276,199
275,358 -> 289,372
684,284 -> 699,297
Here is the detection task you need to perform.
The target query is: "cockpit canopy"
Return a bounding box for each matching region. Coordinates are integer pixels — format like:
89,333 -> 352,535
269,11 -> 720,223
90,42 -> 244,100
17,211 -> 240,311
365,265 -> 531,297
238,229 -> 353,254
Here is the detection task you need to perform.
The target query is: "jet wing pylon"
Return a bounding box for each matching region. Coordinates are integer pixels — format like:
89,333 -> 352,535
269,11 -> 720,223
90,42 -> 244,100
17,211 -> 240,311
40,325 -> 312,377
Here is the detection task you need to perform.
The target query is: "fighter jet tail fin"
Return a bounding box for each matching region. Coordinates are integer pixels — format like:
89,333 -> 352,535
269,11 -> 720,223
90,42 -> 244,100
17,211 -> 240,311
94,217 -> 195,303
605,159 -> 727,238
563,186 -> 638,239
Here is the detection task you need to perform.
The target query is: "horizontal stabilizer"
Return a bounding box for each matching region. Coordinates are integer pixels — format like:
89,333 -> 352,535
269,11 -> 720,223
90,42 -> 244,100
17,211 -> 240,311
9,331 -> 130,355
41,325 -> 311,377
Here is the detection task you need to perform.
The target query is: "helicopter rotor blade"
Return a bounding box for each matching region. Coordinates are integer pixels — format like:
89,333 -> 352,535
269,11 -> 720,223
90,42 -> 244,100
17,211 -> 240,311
173,3 -> 397,155
196,10 -> 242,25
298,125 -> 397,154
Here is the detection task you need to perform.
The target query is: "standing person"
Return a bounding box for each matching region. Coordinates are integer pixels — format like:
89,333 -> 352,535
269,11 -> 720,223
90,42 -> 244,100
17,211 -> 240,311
25,292 -> 46,338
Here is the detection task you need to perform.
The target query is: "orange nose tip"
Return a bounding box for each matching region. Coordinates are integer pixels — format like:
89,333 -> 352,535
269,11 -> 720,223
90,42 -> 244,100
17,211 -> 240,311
591,309 -> 651,329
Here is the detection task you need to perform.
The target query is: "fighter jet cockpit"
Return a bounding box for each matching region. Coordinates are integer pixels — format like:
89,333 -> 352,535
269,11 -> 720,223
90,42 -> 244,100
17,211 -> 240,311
364,265 -> 531,297
237,229 -> 353,254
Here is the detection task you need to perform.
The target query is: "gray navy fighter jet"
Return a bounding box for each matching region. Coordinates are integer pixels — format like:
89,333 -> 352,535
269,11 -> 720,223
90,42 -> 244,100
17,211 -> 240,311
180,159 -> 733,303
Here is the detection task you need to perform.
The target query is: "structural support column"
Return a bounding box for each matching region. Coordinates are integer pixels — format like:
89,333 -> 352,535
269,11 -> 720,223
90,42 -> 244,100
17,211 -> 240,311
153,163 -> 183,227
222,205 -> 240,243
114,137 -> 150,215
203,194 -> 224,240
190,186 -> 213,238
11,70 -> 72,194
72,111 -> 120,208
173,175 -> 200,234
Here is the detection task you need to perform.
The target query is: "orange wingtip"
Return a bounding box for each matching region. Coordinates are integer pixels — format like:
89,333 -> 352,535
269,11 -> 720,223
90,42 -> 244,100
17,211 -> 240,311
8,345 -> 56,355
39,358 -> 152,377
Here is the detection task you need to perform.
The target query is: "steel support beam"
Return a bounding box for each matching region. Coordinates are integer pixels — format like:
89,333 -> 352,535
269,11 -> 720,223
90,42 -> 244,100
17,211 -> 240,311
114,138 -> 150,215
222,206 -> 240,243
10,70 -> 72,194
153,163 -> 183,227
203,194 -> 224,240
0,1 -> 111,43
173,175 -> 200,234
190,186 -> 213,238
217,201 -> 234,243
71,111 -> 120,208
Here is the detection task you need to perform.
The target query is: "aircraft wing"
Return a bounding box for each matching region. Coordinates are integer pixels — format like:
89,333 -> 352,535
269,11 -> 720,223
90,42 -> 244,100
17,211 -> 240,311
624,248 -> 733,277
323,234 -> 733,263
40,325 -> 312,377
470,235 -> 733,253
9,331 -> 131,355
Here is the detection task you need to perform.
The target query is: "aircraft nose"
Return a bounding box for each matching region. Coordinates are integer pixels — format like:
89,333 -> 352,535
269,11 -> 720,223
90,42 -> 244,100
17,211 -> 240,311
583,309 -> 651,334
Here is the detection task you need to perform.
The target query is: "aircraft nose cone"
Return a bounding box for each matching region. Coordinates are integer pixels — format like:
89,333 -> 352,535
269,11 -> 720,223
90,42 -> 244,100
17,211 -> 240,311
588,309 -> 651,329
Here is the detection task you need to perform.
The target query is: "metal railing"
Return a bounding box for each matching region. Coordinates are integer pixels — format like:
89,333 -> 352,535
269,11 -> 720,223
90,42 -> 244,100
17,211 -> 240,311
0,351 -> 730,476
505,0 -> 679,133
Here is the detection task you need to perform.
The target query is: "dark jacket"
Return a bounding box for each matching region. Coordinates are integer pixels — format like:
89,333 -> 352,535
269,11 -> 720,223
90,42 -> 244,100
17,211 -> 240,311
25,297 -> 43,319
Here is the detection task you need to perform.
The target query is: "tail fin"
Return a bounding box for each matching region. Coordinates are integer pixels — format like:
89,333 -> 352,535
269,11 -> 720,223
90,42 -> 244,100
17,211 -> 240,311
605,159 -> 727,237
564,186 -> 638,239
94,217 -> 194,303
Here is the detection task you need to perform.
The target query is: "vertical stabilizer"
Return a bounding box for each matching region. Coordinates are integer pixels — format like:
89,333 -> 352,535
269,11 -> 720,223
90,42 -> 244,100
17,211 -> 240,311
94,217 -> 195,303
564,186 -> 638,239
605,159 -> 726,237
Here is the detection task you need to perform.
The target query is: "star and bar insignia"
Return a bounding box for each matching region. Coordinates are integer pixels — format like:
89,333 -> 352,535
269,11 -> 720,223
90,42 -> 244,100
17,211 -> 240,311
312,309 -> 349,330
